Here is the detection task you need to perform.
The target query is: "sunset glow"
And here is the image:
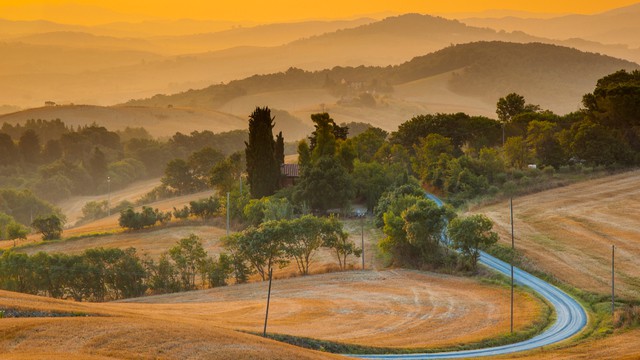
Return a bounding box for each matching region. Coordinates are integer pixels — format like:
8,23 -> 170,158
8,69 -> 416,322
0,0 -> 638,24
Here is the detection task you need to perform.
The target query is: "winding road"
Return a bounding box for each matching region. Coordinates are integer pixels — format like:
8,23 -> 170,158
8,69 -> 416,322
348,194 -> 588,359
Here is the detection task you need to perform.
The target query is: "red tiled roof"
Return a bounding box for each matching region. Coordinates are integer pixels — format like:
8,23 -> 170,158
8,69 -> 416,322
281,163 -> 299,177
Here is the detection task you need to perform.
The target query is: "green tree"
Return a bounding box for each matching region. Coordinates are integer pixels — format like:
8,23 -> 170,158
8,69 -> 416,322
169,234 -> 209,290
245,107 -> 280,198
285,216 -> 323,275
188,147 -> 224,189
189,196 -> 221,221
0,133 -> 18,165
320,216 -> 360,270
224,222 -> 289,281
447,214 -> 498,270
275,131 -> 285,165
297,139 -> 312,172
87,147 -> 108,184
526,120 -> 565,168
31,214 -> 64,240
379,195 -> 454,267
209,152 -> 245,194
7,222 -> 29,247
352,127 -> 388,162
504,136 -> 531,169
146,253 -> 180,294
582,69 -> 640,150
496,93 -> 526,124
209,253 -> 233,287
294,156 -> 354,213
18,129 -> 41,163
412,134 -> 456,189
162,159 -> 197,195
352,161 -> 394,211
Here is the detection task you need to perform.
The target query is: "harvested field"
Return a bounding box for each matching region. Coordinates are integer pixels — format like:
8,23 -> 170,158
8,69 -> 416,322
0,268 -> 544,359
501,329 -> 640,360
0,292 -> 340,360
57,178 -> 162,226
118,270 -> 544,349
474,170 -> 640,299
0,189 -> 217,251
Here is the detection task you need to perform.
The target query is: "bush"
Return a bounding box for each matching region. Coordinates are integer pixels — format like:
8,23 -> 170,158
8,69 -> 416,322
31,214 -> 64,240
502,180 -> 517,196
118,206 -> 169,230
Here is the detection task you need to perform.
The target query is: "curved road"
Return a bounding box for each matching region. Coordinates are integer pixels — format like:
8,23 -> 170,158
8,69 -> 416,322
348,194 -> 587,359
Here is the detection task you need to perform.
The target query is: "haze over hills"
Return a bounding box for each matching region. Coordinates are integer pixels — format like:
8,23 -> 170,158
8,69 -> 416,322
126,41 -> 638,117
462,2 -> 640,47
2,11 -> 640,109
3,41 -> 636,140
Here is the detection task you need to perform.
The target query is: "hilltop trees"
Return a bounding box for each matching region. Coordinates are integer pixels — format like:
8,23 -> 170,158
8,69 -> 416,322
245,107 -> 281,198
294,113 -> 355,212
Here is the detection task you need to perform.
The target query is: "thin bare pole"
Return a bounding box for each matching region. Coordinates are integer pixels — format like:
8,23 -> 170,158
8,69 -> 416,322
263,267 -> 273,337
226,192 -> 230,237
612,245 -> 615,316
510,197 -> 514,334
361,215 -> 365,270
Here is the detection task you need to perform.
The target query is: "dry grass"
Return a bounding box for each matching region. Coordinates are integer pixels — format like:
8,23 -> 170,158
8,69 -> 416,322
58,178 -> 162,226
0,266 -> 544,359
0,189 -> 217,251
501,328 -> 640,360
0,292 -> 341,360
474,170 -> 640,300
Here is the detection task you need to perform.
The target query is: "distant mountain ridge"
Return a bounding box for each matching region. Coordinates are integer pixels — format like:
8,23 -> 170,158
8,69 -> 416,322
462,3 -> 640,48
1,11 -> 639,108
126,41 -> 638,116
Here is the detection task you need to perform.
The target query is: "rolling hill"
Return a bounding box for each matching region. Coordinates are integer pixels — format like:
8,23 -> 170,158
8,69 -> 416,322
2,12 -> 639,108
0,104 -> 312,140
462,3 -> 640,48
127,41 -> 639,117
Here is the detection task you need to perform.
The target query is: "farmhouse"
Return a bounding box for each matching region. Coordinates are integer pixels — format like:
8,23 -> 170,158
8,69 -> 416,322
280,163 -> 299,188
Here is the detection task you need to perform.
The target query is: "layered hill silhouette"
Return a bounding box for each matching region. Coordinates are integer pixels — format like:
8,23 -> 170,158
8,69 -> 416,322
4,41 -> 636,140
463,3 -> 640,48
127,41 -> 638,116
2,12 -> 639,109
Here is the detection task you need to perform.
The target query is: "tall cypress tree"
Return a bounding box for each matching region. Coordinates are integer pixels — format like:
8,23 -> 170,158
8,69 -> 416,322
245,107 -> 280,198
275,131 -> 285,166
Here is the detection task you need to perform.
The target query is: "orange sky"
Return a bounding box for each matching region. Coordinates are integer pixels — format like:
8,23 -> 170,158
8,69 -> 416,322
0,0 -> 638,24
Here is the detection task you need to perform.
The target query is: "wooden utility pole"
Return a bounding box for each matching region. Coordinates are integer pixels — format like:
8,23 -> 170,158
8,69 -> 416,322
263,268 -> 273,337
510,197 -> 515,334
612,245 -> 615,316
361,215 -> 365,270
226,192 -> 230,237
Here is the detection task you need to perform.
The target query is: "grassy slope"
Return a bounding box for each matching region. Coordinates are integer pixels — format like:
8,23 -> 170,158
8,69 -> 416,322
472,170 -> 640,359
0,267 -> 544,354
475,170 -> 640,300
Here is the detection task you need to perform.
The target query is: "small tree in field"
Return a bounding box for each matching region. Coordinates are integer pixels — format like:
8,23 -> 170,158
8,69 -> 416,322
169,234 -> 208,290
7,222 -> 29,247
447,214 -> 498,270
32,214 -> 64,240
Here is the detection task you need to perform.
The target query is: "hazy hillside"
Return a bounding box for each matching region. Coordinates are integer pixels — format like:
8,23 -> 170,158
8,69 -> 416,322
2,12 -> 640,108
128,41 -> 639,116
0,104 -> 311,139
462,3 -> 640,48
146,18 -> 375,55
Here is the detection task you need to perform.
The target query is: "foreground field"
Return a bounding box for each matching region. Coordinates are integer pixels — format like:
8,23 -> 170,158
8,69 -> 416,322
0,269 -> 543,359
476,170 -> 640,300
0,291 -> 340,360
